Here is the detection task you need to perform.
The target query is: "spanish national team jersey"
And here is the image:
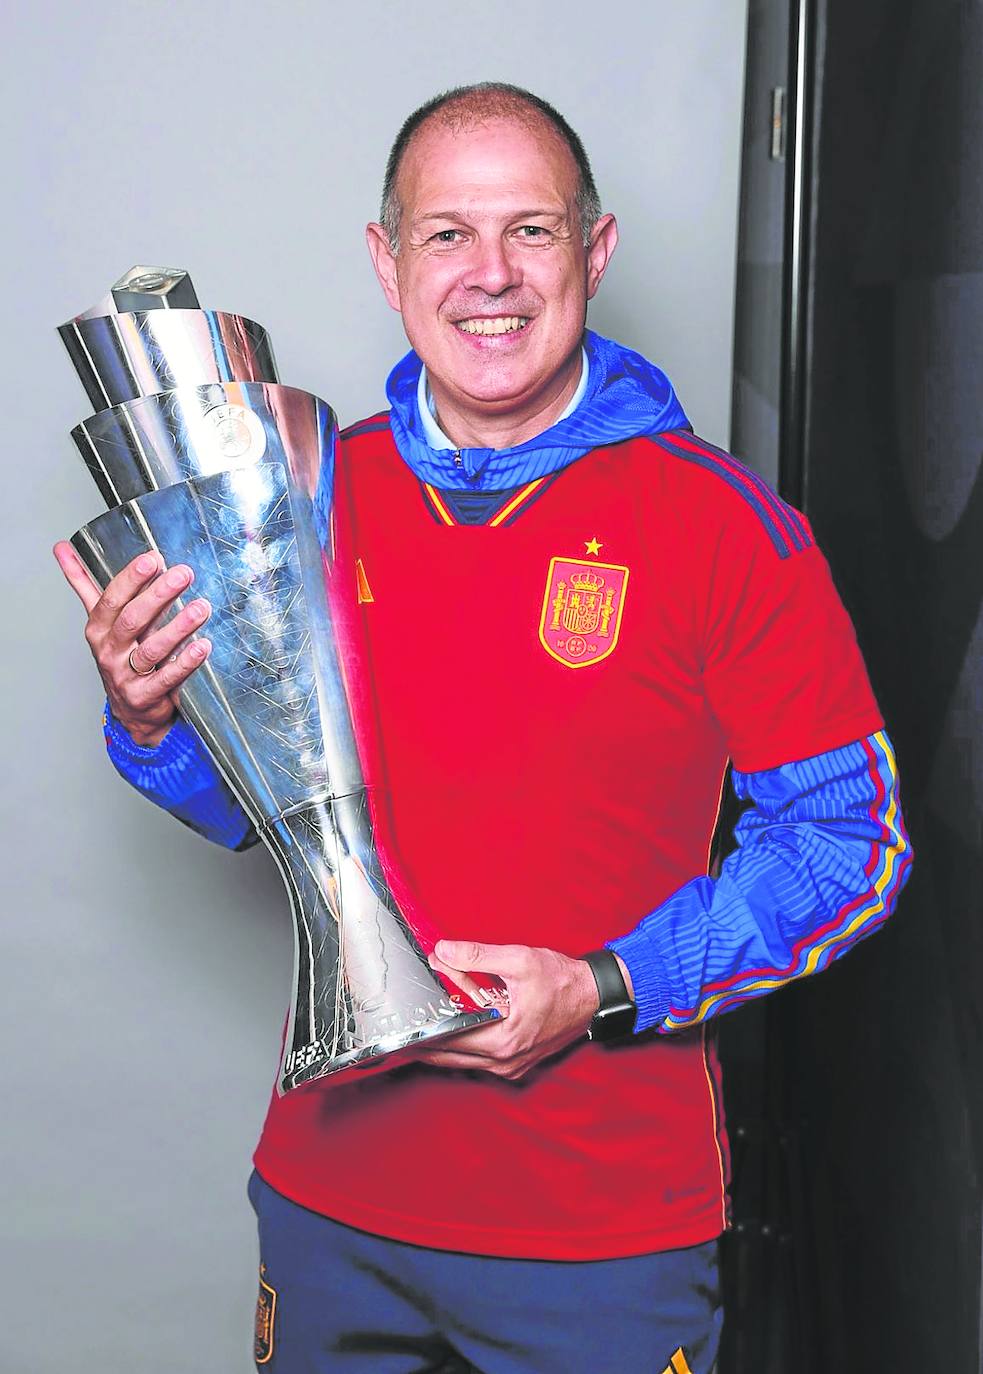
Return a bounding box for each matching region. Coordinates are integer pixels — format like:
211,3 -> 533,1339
252,420 -> 884,1260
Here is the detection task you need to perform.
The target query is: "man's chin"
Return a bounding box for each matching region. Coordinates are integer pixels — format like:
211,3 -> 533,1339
427,354 -> 537,405
441,378 -> 542,416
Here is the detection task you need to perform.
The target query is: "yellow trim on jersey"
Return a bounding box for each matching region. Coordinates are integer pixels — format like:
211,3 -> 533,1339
355,557 -> 375,604
701,1027 -> 730,1233
706,762 -> 731,877
488,477 -> 548,526
424,483 -> 456,526
424,477 -> 548,527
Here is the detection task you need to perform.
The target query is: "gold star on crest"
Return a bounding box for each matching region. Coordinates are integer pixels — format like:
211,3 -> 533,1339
584,536 -> 603,556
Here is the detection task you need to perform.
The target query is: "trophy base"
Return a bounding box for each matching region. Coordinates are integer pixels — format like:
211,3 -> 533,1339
279,1004 -> 501,1093
345,1004 -> 501,1071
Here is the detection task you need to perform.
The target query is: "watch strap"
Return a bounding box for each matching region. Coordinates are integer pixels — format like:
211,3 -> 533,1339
582,949 -> 637,1042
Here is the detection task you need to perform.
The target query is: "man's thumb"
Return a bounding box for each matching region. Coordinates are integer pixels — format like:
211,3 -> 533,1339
433,939 -> 516,972
431,939 -> 489,972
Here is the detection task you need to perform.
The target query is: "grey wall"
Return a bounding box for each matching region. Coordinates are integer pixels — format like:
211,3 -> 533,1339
4,3 -> 747,1369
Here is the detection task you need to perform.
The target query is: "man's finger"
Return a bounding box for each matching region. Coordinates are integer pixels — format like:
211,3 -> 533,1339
128,597 -> 211,672
432,940 -> 528,976
85,551 -> 166,633
416,1050 -> 500,1072
412,1012 -> 512,1062
416,1037 -> 508,1070
415,1038 -> 531,1079
53,540 -> 104,615
104,562 -> 194,650
428,956 -> 511,1011
130,636 -> 212,699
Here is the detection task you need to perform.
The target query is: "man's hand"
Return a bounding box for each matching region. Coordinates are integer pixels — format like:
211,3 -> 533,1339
53,542 -> 212,748
416,940 -> 602,1080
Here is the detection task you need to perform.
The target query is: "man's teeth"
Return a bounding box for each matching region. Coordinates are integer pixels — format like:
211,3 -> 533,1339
455,317 -> 529,336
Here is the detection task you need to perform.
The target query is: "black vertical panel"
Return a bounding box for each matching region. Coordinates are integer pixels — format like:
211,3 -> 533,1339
730,0 -> 790,490
725,2 -> 797,1363
722,0 -> 840,1365
725,0 -> 982,1367
773,0 -> 983,1367
776,0 -> 814,512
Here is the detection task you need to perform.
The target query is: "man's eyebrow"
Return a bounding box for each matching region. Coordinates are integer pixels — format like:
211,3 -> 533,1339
411,212 -> 468,225
413,208 -> 567,223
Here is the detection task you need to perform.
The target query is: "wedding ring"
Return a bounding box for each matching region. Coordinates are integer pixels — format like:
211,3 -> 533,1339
128,647 -> 157,675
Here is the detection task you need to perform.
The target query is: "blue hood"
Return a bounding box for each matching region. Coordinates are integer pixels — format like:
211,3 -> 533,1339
385,329 -> 689,490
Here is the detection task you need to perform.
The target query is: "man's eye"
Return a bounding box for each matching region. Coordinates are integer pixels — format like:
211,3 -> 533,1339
518,225 -> 549,239
433,230 -> 462,244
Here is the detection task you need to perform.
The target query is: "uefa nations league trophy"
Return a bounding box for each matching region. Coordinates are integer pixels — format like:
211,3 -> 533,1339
58,266 -> 500,1093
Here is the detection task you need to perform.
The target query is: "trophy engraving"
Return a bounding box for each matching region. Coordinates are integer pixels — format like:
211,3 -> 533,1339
59,269 -> 501,1093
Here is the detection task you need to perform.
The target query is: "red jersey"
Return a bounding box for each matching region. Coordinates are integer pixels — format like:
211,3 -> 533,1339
252,423 -> 881,1260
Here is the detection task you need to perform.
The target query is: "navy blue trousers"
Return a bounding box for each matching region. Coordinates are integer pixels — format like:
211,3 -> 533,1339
248,1171 -> 722,1373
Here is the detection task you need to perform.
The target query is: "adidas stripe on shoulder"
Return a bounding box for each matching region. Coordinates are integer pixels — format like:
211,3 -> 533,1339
340,411 -> 391,441
654,430 -> 813,560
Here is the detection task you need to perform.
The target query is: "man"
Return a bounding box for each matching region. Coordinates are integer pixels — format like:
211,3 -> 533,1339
54,84 -> 911,1372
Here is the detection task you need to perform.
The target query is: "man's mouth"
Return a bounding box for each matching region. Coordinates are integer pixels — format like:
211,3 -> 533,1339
454,316 -> 530,336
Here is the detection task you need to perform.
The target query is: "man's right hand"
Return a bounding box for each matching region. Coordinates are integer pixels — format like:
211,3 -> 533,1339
53,542 -> 213,749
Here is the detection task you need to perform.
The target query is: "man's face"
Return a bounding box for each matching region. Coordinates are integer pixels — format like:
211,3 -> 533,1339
367,116 -> 617,427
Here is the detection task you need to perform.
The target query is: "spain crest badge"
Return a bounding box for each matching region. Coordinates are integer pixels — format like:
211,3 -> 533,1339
538,556 -> 629,668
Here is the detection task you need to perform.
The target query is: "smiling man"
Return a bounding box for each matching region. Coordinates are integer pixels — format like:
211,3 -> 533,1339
56,83 -> 911,1373
365,93 -> 617,449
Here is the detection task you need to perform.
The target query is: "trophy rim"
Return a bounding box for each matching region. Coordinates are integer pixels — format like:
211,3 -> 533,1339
70,379 -> 336,443
280,1005 -> 503,1094
57,306 -> 273,335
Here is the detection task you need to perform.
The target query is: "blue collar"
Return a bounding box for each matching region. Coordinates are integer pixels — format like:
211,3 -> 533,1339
385,329 -> 689,490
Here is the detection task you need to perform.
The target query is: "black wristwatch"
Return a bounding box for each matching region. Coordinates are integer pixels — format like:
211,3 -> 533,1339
581,950 -> 637,1043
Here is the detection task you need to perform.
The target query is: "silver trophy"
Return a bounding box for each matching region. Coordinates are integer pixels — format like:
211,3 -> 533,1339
59,267 -> 501,1093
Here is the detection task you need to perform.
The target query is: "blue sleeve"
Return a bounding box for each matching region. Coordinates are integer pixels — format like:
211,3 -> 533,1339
103,704 -> 257,851
608,731 -> 912,1032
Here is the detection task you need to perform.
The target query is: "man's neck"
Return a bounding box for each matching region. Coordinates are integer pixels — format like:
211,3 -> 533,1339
421,349 -> 588,451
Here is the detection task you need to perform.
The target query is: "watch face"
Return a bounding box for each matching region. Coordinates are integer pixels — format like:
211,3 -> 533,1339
591,1001 -> 637,1043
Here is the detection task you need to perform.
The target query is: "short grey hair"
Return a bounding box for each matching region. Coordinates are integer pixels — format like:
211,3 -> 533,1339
380,82 -> 602,254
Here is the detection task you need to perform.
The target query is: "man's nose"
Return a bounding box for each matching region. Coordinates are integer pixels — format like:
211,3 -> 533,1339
461,235 -> 522,295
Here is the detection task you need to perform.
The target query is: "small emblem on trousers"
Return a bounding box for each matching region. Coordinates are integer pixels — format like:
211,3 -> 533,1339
660,1347 -> 694,1374
254,1264 -> 277,1365
539,556 -> 629,668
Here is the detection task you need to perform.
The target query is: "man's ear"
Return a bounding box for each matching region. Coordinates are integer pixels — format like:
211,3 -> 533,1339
366,222 -> 402,313
585,213 -> 619,300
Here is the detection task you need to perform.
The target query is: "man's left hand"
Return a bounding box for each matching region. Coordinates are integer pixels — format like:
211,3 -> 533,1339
417,940 -> 601,1080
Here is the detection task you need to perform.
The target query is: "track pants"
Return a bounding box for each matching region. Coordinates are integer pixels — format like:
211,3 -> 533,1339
248,1171 -> 722,1373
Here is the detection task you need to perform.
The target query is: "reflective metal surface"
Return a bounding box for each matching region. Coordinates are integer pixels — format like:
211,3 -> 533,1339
110,264 -> 199,312
58,309 -> 278,410
70,382 -> 329,508
71,464 -> 499,1092
71,380 -> 363,801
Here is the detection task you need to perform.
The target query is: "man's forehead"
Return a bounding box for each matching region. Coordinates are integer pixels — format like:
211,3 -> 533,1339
397,112 -> 579,205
